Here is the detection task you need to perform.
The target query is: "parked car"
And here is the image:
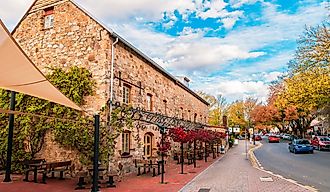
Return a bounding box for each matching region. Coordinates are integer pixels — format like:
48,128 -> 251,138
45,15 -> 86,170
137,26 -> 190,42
268,136 -> 280,143
282,134 -> 292,140
237,135 -> 246,140
288,139 -> 314,154
255,135 -> 262,141
311,136 -> 330,150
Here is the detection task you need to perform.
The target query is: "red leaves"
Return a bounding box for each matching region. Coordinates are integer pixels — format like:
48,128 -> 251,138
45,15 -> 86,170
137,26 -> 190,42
169,127 -> 190,143
169,127 -> 225,143
157,133 -> 171,153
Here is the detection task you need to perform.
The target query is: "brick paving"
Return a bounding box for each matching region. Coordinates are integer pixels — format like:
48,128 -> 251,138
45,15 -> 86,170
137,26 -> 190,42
0,154 -> 221,192
180,141 -> 312,192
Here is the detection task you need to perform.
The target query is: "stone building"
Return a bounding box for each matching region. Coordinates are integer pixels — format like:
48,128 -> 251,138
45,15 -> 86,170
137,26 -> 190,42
12,0 -> 209,174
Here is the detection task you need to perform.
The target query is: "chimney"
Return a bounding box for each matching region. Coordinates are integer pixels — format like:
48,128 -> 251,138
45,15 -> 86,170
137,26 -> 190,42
176,76 -> 190,87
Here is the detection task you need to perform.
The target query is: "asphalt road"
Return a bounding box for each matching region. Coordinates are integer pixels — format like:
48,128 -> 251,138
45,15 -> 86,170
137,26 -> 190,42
254,138 -> 330,192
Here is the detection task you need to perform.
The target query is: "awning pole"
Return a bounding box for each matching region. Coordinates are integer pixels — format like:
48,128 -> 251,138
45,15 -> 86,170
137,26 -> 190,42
3,91 -> 16,182
91,114 -> 100,192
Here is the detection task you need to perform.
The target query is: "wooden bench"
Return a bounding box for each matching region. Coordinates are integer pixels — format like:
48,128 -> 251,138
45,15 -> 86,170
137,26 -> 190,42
42,161 -> 71,183
22,159 -> 46,182
75,170 -> 118,190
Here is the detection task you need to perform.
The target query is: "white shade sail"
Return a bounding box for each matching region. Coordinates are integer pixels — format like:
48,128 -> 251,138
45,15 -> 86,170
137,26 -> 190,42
0,19 -> 81,111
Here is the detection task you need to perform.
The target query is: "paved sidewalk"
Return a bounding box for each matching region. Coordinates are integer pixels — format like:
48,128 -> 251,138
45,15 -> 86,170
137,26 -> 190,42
181,141 -> 311,192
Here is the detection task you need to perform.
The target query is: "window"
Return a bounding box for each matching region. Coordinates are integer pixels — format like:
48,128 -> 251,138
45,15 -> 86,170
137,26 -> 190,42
144,133 -> 153,158
187,110 -> 191,121
146,93 -> 152,111
194,113 -> 197,122
123,84 -> 131,104
163,100 -> 167,115
180,107 -> 184,119
122,131 -> 131,154
44,7 -> 54,29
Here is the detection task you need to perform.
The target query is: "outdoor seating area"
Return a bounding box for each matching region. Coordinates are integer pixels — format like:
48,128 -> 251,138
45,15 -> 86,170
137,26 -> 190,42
75,166 -> 118,190
134,158 -> 164,177
23,159 -> 71,184
0,153 -> 224,192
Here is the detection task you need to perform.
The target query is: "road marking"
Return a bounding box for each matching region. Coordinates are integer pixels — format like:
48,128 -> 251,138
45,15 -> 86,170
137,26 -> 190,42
260,177 -> 274,182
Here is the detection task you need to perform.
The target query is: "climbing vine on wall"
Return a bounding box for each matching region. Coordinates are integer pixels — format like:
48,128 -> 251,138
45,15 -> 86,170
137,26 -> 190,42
0,66 -> 95,171
0,66 -> 136,172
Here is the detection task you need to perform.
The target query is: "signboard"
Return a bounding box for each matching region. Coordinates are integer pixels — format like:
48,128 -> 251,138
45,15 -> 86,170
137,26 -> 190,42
233,127 -> 240,133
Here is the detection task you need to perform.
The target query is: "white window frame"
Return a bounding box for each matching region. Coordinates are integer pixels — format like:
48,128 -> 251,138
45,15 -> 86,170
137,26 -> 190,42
123,84 -> 131,104
44,14 -> 54,29
146,94 -> 152,111
122,132 -> 130,154
144,134 -> 152,157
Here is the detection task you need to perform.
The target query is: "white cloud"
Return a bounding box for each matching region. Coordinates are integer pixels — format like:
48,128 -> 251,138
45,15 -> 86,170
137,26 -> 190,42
229,0 -> 261,8
0,0 -> 34,30
192,77 -> 269,102
262,71 -> 283,82
75,0 -> 195,23
110,24 -> 265,72
196,0 -> 228,19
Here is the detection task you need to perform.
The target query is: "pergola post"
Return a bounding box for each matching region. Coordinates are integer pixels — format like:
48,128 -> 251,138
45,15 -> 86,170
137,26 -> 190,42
180,142 -> 184,174
159,125 -> 166,184
193,140 -> 196,168
3,91 -> 16,183
91,114 -> 100,192
204,142 -> 208,162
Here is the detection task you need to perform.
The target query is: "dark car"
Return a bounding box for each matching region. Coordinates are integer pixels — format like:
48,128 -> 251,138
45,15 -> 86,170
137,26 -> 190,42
289,139 -> 314,154
311,136 -> 330,150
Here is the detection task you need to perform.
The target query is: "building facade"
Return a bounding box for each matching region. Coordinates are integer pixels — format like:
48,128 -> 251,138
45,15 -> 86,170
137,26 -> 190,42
13,0 -> 209,174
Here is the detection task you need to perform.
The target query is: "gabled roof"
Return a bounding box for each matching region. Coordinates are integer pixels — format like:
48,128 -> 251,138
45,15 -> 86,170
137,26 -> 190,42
12,0 -> 209,106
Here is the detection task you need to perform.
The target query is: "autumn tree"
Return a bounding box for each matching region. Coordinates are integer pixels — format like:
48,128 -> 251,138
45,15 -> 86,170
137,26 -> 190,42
274,21 -> 330,136
227,98 -> 258,131
197,91 -> 228,126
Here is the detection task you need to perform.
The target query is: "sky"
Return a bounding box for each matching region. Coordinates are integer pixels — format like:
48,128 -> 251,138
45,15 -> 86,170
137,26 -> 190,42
0,0 -> 329,103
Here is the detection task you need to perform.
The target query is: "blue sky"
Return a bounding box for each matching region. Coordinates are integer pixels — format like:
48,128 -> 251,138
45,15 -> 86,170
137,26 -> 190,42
0,0 -> 329,103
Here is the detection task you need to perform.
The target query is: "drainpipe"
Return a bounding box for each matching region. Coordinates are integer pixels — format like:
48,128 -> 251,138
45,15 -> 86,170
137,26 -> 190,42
110,37 -> 119,107
108,36 -> 118,172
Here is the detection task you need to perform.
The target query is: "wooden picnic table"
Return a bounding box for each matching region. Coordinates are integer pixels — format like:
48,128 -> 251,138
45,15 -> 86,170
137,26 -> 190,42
25,161 -> 71,183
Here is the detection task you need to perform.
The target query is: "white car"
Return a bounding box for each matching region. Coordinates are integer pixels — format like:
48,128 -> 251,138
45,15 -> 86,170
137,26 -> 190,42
282,134 -> 291,140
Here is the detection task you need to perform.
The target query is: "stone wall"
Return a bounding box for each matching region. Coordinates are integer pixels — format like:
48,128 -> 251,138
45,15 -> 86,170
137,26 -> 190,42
13,0 -> 209,175
35,130 -> 81,172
